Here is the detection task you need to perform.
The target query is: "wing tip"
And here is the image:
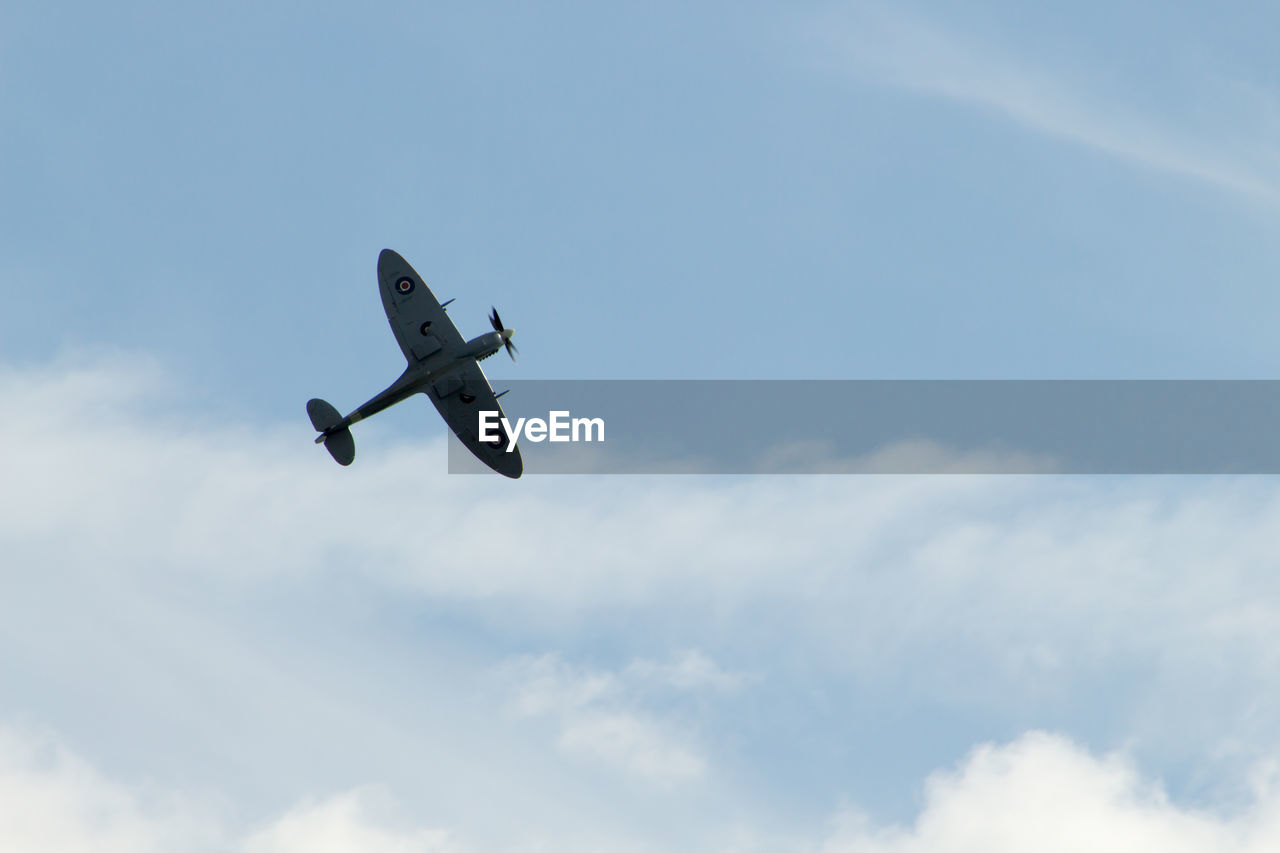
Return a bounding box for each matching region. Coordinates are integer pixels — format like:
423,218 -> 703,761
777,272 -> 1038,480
496,447 -> 523,479
378,248 -> 405,271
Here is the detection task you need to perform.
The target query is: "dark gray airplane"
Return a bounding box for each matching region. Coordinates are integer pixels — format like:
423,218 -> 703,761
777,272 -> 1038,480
308,249 -> 522,478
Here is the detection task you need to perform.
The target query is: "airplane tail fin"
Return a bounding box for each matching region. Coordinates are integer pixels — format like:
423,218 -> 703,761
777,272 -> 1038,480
307,398 -> 355,466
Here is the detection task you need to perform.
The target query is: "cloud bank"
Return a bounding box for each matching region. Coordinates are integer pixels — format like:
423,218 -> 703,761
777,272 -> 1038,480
6,722 -> 1280,853
4,353 -> 1280,848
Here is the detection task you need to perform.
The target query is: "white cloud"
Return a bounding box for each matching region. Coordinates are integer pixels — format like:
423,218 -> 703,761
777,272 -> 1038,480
0,723 -> 462,853
813,4 -> 1280,202
9,720 -> 1280,853
0,723 -> 220,853
819,731 -> 1280,853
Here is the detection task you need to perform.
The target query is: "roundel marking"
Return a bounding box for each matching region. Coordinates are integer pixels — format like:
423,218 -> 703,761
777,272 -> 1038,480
459,391 -> 477,404
395,276 -> 415,295
419,321 -> 432,335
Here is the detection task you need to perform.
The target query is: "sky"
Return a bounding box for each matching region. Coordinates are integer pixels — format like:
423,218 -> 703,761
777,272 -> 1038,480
4,1 -> 1280,850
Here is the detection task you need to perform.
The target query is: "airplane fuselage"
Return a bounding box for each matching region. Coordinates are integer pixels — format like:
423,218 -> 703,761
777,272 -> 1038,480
316,331 -> 506,440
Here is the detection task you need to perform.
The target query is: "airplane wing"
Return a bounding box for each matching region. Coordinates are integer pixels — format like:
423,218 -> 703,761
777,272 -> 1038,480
377,248 -> 466,363
426,359 -> 523,479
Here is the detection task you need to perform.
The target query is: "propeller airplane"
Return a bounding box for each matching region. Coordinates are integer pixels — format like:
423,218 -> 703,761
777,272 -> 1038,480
308,249 -> 523,478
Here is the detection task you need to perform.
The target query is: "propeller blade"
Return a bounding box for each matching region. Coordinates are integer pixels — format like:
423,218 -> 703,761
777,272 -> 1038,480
490,307 -> 505,332
504,338 -> 518,361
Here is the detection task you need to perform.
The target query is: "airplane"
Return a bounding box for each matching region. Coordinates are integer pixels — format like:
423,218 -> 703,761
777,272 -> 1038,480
307,249 -> 523,478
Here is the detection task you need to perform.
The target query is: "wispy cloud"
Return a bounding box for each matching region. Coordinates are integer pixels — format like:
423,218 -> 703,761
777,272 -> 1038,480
242,790 -> 461,853
623,650 -> 749,693
501,652 -> 745,784
813,4 -> 1280,201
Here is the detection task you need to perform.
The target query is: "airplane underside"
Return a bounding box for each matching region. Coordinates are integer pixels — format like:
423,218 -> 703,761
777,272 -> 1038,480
308,249 -> 522,478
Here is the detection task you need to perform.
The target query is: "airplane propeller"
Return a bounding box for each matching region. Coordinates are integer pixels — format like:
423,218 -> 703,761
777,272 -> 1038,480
489,307 -> 518,361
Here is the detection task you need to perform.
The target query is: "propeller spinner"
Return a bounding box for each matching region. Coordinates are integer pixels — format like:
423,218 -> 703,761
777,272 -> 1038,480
489,307 -> 518,361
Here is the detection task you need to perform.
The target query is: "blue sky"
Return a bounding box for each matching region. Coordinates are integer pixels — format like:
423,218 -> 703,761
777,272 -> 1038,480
5,2 -> 1280,851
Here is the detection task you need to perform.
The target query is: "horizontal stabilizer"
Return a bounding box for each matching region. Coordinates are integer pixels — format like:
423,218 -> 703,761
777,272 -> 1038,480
307,398 -> 343,432
324,428 -> 356,466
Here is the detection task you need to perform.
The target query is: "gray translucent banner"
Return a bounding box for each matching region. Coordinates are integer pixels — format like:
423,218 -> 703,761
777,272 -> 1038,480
446,380 -> 1280,474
